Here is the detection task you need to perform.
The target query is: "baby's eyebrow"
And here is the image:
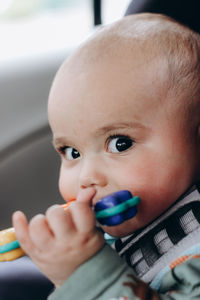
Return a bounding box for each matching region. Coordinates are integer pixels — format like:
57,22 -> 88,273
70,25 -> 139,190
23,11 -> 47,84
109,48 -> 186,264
52,137 -> 69,147
95,121 -> 146,135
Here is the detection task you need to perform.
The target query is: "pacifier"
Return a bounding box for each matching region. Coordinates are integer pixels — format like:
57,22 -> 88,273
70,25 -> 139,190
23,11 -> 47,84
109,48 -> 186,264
94,190 -> 140,226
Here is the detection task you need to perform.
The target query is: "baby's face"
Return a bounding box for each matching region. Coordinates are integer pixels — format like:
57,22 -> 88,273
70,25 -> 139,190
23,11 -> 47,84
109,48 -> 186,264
48,55 -> 198,237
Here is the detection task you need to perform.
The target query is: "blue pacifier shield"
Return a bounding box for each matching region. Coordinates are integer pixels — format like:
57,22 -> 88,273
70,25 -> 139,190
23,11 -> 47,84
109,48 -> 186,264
94,190 -> 140,226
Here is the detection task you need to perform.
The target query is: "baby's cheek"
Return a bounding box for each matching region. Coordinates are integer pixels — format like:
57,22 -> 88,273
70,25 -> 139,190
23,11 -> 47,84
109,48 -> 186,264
58,173 -> 75,202
120,164 -> 172,208
120,163 -> 155,194
58,176 -> 67,201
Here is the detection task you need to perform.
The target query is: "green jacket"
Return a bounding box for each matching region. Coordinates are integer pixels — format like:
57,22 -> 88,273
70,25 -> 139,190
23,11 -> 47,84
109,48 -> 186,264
48,243 -> 200,300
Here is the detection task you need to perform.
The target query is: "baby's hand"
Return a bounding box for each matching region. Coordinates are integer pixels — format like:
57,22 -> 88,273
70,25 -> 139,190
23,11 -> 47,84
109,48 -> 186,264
12,189 -> 105,287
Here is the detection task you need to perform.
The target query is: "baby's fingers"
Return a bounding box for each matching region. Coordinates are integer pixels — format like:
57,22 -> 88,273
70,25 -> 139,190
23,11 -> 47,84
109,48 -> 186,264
12,211 -> 34,253
29,214 -> 54,250
46,205 -> 76,239
69,202 -> 96,233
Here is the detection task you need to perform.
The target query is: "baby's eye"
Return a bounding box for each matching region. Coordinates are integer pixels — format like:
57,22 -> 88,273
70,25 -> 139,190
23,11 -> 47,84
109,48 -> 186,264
61,147 -> 80,160
107,136 -> 134,153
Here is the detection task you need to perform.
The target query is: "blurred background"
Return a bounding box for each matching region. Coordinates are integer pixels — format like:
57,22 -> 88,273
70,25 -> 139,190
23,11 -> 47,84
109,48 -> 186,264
0,0 -> 130,228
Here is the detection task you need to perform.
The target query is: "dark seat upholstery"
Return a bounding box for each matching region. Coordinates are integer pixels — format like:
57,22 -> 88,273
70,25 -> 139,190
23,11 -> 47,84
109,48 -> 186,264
125,0 -> 200,33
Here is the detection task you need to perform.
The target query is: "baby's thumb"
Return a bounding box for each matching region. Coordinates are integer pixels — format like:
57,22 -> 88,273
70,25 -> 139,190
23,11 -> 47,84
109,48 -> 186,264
76,188 -> 96,206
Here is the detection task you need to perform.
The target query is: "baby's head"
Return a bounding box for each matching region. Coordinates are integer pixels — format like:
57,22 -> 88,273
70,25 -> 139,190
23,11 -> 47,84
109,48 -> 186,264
48,13 -> 200,237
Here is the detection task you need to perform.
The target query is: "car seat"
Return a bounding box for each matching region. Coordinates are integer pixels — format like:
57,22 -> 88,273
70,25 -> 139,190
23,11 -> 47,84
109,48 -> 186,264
125,0 -> 200,33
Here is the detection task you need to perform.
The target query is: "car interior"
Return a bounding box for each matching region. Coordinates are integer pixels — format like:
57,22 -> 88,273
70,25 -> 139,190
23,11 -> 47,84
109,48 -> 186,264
0,0 -> 200,299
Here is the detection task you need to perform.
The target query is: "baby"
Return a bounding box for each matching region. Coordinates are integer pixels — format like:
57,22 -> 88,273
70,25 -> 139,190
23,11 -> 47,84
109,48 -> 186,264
13,13 -> 200,299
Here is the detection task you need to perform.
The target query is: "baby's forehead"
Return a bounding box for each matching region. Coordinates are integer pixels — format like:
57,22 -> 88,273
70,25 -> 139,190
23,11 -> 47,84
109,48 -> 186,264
61,36 -> 169,104
61,19 -> 178,91
62,38 -> 163,92
54,36 -> 170,116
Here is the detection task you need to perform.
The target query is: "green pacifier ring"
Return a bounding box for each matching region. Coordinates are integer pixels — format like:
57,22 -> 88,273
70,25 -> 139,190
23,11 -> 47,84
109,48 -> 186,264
95,196 -> 140,219
0,240 -> 20,254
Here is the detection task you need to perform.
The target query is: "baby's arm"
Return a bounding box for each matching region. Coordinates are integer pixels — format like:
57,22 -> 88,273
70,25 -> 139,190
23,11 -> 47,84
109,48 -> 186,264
12,189 -> 105,287
48,242 -> 200,300
47,242 -> 160,300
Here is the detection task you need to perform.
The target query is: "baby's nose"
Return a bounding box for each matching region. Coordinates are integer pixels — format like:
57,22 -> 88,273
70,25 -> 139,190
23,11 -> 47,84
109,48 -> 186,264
79,157 -> 107,189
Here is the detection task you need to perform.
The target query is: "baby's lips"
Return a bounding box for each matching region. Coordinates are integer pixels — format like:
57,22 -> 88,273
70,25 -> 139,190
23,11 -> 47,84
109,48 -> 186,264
94,190 -> 141,226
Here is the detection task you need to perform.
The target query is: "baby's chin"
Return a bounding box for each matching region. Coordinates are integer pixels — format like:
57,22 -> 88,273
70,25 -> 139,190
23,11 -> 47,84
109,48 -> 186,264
100,217 -> 141,238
